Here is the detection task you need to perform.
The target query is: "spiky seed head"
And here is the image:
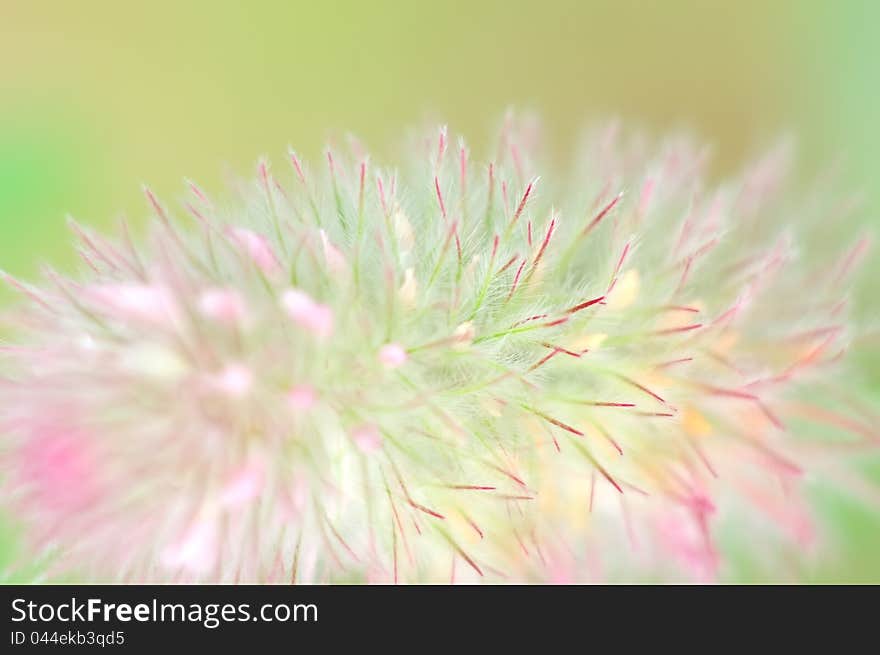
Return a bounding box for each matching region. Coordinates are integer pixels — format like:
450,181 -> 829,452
0,119 -> 874,583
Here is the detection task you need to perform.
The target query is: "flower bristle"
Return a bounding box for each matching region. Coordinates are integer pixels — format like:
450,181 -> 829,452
0,118 -> 875,583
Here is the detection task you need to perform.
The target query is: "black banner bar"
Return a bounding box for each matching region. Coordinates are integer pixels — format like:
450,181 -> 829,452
0,584 -> 869,650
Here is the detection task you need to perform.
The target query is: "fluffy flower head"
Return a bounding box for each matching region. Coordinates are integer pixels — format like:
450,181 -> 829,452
0,119 -> 874,583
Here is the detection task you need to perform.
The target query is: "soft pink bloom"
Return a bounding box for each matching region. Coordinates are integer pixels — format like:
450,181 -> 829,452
655,492 -> 718,582
320,229 -> 347,274
351,424 -> 383,454
227,227 -> 280,274
287,477 -> 310,517
545,551 -> 576,585
280,289 -> 333,339
0,121 -> 869,584
656,514 -> 717,582
19,424 -> 99,513
161,520 -> 218,575
87,284 -> 179,325
198,287 -> 247,324
212,364 -> 253,397
287,384 -> 317,411
379,343 -> 408,369
219,462 -> 265,508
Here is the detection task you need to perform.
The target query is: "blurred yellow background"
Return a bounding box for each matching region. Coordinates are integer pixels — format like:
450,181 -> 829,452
1,0 -> 878,581
3,1 -> 877,275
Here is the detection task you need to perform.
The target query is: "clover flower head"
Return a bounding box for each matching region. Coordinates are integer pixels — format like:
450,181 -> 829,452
0,118 -> 875,583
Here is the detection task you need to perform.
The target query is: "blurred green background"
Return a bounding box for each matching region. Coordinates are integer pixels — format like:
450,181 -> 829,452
1,0 -> 878,581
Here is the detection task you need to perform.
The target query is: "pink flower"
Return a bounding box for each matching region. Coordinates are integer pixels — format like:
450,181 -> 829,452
219,463 -> 265,508
656,513 -> 717,582
18,423 -> 99,513
161,520 -> 218,575
351,424 -> 383,454
0,120 -> 870,584
379,343 -> 408,369
227,227 -> 280,274
320,229 -> 347,274
87,284 -> 179,325
287,385 -> 317,411
280,289 -> 333,339
198,287 -> 247,325
211,364 -> 253,397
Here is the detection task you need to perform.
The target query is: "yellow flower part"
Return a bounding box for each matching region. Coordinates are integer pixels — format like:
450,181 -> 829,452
683,406 -> 712,437
569,332 -> 608,352
606,269 -> 640,311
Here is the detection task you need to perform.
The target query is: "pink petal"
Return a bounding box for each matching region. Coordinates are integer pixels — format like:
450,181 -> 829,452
212,364 -> 253,396
320,229 -> 347,274
287,384 -> 317,411
161,520 -> 218,575
280,289 -> 334,339
219,463 -> 265,508
87,284 -> 179,324
19,424 -> 99,513
198,287 -> 247,324
379,343 -> 408,369
228,227 -> 280,274
351,424 -> 383,454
